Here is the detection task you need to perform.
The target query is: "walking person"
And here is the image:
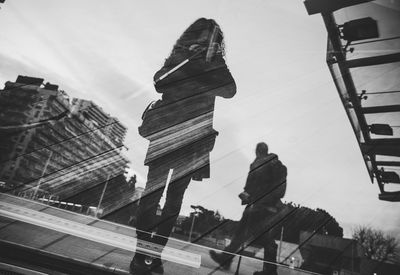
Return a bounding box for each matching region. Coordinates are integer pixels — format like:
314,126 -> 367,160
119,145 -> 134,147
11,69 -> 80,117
210,142 -> 287,275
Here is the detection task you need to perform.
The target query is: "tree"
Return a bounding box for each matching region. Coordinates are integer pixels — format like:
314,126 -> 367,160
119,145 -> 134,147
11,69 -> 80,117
353,225 -> 399,263
181,207 -> 224,237
280,203 -> 343,243
178,203 -> 343,245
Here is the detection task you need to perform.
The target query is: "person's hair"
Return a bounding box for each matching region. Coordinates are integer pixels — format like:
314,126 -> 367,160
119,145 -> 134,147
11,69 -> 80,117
256,142 -> 269,157
164,18 -> 225,66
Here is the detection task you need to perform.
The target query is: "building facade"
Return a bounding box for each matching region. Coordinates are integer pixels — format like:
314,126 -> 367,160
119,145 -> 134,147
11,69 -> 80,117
71,98 -> 127,147
0,76 -> 130,205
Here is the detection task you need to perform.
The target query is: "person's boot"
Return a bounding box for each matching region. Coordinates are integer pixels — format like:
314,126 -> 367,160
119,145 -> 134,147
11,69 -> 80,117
129,253 -> 164,274
209,250 -> 233,270
149,257 -> 164,274
129,254 -> 150,275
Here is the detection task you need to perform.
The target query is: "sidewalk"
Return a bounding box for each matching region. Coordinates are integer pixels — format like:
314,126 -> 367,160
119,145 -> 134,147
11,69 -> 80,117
0,193 -> 319,275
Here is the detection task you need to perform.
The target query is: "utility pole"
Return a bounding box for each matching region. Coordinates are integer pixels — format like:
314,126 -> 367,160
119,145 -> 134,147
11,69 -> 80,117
278,226 -> 284,263
96,174 -> 111,218
33,150 -> 54,197
188,214 -> 196,242
188,205 -> 201,242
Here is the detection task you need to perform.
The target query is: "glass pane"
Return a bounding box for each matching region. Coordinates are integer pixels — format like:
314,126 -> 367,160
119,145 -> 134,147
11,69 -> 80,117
1,1 -> 399,274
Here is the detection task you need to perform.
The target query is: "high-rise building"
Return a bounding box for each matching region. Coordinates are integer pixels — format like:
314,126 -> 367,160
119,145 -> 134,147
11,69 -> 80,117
0,76 -> 131,208
71,98 -> 127,147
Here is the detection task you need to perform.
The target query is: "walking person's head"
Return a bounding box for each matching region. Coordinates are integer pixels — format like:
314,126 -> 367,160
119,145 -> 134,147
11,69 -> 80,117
256,142 -> 268,158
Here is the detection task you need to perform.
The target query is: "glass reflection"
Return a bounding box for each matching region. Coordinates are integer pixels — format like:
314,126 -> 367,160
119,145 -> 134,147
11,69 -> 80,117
0,2 -> 399,275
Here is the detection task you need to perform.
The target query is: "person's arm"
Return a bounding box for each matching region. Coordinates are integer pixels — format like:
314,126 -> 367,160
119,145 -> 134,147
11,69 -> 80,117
215,81 -> 236,99
238,191 -> 250,205
239,163 -> 256,205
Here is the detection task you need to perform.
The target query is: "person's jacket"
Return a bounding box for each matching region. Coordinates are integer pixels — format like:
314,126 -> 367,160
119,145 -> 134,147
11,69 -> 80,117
243,153 -> 287,207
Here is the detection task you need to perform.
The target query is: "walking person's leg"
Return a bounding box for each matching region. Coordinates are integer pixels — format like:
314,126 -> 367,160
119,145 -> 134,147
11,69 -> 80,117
209,206 -> 253,269
253,210 -> 280,275
253,237 -> 278,275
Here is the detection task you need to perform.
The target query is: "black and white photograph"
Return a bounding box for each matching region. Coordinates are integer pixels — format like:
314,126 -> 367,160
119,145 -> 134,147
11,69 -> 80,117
0,1 -> 399,274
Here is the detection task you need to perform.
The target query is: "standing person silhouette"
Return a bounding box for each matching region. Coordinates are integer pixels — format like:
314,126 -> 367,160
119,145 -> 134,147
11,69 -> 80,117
131,18 -> 236,274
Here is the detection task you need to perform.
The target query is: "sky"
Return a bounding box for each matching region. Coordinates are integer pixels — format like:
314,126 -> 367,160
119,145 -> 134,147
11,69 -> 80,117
0,0 -> 399,240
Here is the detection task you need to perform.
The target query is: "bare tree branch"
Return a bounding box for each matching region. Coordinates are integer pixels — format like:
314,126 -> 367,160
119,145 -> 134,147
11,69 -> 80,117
353,225 -> 399,263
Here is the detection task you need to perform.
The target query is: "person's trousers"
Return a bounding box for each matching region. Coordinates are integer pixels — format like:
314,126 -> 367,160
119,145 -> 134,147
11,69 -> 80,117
222,205 -> 278,273
135,164 -> 191,247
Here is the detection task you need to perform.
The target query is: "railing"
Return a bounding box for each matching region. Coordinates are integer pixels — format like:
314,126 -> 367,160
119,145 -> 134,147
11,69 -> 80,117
13,190 -> 102,217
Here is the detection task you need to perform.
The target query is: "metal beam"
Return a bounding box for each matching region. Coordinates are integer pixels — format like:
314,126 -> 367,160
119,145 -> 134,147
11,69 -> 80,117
361,142 -> 400,157
368,138 -> 400,145
376,161 -> 400,167
323,13 -> 378,183
304,0 -> 373,15
361,104 -> 400,114
379,191 -> 400,202
345,52 -> 400,68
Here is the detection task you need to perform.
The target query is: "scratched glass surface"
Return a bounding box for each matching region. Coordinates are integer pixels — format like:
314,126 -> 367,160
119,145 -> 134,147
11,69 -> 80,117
0,1 -> 399,274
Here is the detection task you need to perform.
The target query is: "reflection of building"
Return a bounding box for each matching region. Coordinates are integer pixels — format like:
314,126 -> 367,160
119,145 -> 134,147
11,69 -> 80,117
299,231 -> 400,275
299,231 -> 363,274
275,240 -> 303,268
0,76 -> 131,215
101,186 -> 144,224
71,99 -> 127,147
361,259 -> 400,275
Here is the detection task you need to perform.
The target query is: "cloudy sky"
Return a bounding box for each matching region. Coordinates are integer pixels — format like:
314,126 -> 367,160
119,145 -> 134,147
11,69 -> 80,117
0,0 -> 399,239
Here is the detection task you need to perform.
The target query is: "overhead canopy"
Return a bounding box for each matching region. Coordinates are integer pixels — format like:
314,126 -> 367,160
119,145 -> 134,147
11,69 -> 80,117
307,0 -> 400,201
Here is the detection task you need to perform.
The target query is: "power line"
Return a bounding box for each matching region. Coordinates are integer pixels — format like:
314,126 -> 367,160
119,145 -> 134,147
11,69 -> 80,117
7,144 -> 125,193
1,120 -> 120,164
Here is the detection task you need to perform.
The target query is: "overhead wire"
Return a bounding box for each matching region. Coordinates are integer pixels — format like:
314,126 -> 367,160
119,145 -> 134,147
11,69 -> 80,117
4,13 -> 399,272
1,90 -> 129,185
3,5 -> 396,274
0,83 -> 140,223
1,119 -> 121,164
0,64 -> 362,228
8,144 -> 125,193
147,154 -> 338,273
133,56 -> 358,256
206,206 -> 297,274
151,157 -> 284,238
